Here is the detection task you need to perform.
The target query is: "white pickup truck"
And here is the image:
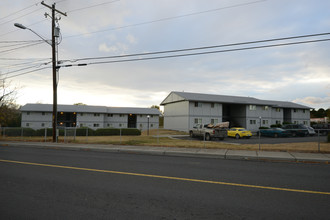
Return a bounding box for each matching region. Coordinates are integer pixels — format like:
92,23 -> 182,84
189,122 -> 229,141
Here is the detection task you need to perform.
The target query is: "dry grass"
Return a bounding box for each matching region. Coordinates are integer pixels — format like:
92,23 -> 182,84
1,129 -> 329,153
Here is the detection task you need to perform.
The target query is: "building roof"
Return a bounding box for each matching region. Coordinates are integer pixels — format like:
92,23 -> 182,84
20,104 -> 161,115
160,91 -> 311,109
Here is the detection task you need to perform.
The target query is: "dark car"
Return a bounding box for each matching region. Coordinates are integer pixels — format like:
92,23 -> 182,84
260,128 -> 290,138
281,124 -> 309,137
312,124 -> 330,136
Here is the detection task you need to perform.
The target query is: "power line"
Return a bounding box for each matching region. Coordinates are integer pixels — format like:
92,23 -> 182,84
64,0 -> 267,39
67,0 -> 120,13
60,38 -> 330,67
0,2 -> 39,21
0,8 -> 43,27
0,66 -> 51,80
62,32 -> 330,63
0,41 -> 45,54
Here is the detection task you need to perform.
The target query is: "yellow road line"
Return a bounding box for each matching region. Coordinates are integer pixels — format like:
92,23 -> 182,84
1,159 -> 329,195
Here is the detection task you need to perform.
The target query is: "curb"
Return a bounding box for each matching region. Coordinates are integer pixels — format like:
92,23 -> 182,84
1,141 -> 329,164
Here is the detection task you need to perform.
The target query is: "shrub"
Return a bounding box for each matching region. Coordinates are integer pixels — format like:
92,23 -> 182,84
94,128 -> 141,136
4,128 -> 36,136
121,128 -> 141,136
95,128 -> 120,136
270,124 -> 282,128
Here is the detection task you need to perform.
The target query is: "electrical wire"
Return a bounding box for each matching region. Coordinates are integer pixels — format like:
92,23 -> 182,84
64,0 -> 267,39
0,2 -> 39,21
66,0 -> 120,13
60,38 -> 330,67
0,66 -> 51,80
61,32 -> 330,63
0,41 -> 45,54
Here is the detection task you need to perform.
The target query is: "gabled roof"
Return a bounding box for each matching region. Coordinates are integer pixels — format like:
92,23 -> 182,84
160,91 -> 311,109
20,104 -> 161,115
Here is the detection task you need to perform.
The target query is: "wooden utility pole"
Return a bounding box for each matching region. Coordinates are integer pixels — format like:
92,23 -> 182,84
41,1 -> 67,142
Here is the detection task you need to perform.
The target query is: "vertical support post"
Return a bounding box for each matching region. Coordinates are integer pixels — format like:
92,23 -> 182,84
86,127 -> 88,142
318,129 -> 320,152
120,128 -> 122,144
51,3 -> 57,143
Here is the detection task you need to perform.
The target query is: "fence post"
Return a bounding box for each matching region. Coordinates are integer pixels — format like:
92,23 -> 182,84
64,128 -> 67,143
86,127 -> 88,142
120,128 -> 122,144
318,129 -> 320,152
44,128 -> 47,142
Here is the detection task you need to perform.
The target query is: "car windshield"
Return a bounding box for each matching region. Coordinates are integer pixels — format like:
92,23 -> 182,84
238,129 -> 246,131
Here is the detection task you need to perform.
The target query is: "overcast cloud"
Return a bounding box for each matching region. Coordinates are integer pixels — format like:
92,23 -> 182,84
0,0 -> 329,110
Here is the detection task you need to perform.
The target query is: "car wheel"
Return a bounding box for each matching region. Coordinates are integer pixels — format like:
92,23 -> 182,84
235,134 -> 240,139
205,133 -> 211,141
274,133 -> 278,138
189,131 -> 194,138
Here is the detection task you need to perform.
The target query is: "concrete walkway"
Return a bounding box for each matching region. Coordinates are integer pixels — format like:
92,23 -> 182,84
1,141 -> 330,163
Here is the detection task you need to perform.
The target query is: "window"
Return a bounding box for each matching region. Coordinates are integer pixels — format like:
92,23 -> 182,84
93,123 -> 99,127
80,113 -> 84,116
194,102 -> 202,107
27,112 -> 30,115
262,106 -> 269,110
42,112 -> 45,115
249,105 -> 256,110
262,120 -> 268,125
119,114 -> 123,117
294,121 -> 298,124
303,109 -> 306,113
194,118 -> 202,124
119,124 -> 122,127
26,123 -> 30,127
211,103 -> 215,108
303,121 -> 308,125
276,108 -> 281,112
211,119 -> 218,124
276,120 -> 281,125
108,114 -> 113,117
41,123 -> 45,127
250,120 -> 256,124
151,124 -> 154,127
94,113 -> 100,117
293,109 -> 297,113
139,124 -> 143,128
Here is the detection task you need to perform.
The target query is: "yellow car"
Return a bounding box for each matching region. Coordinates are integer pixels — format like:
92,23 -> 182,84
228,127 -> 252,139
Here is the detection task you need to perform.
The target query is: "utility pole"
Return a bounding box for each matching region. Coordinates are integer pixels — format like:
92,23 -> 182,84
41,1 -> 67,142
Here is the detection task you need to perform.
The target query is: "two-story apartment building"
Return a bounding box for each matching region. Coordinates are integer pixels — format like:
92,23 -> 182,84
20,104 -> 160,130
160,91 -> 311,132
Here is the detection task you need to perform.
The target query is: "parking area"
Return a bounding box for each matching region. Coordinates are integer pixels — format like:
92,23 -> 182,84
179,135 -> 328,145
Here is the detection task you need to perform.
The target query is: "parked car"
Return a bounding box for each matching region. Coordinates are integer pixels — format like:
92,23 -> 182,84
260,128 -> 290,138
281,124 -> 309,137
311,123 -> 330,136
305,126 -> 316,136
190,123 -> 228,141
227,127 -> 252,139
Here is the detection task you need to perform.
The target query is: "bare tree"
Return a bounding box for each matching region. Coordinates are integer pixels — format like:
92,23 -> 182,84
0,75 -> 20,127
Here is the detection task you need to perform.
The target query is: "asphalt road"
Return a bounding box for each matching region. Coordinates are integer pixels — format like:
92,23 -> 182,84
1,145 -> 329,219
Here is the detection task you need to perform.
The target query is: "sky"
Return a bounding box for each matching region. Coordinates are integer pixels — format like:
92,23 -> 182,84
0,0 -> 329,110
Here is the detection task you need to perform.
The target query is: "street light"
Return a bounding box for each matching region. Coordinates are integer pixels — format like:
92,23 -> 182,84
14,23 -> 51,46
14,21 -> 59,142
